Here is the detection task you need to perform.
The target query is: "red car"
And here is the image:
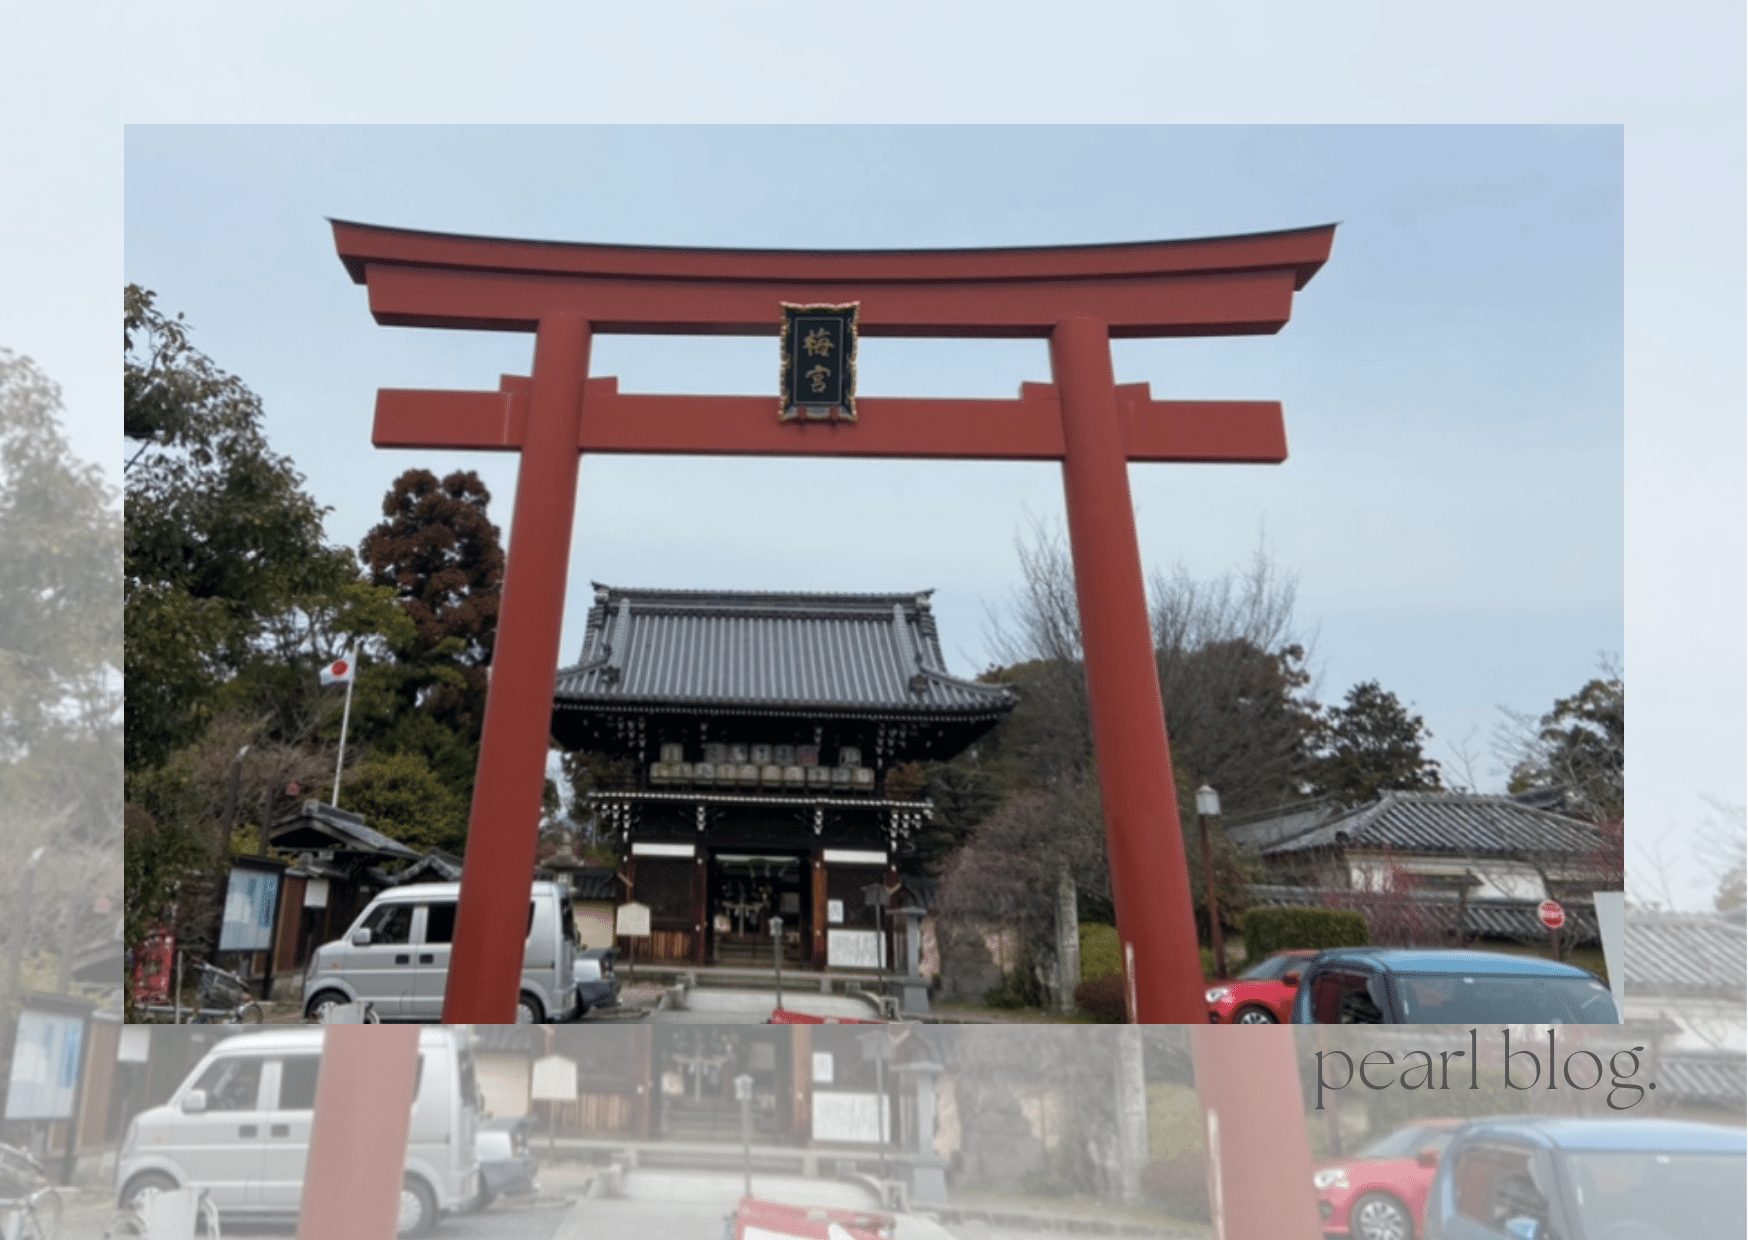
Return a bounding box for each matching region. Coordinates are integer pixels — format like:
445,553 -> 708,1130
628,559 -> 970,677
1204,950 -> 1316,1023
1314,1119 -> 1461,1240
731,1198 -> 894,1240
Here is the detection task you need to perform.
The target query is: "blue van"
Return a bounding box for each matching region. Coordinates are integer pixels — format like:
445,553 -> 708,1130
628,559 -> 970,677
1288,948 -> 1619,1025
1423,1116 -> 1744,1240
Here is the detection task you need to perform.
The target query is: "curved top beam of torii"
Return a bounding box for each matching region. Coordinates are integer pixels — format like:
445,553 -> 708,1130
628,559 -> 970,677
330,218 -> 1336,337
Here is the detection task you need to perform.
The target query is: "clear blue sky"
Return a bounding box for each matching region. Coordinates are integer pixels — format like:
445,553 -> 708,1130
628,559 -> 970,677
123,125 -> 1623,796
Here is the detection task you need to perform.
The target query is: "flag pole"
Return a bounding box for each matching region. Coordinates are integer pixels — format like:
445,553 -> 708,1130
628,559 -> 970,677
331,653 -> 357,808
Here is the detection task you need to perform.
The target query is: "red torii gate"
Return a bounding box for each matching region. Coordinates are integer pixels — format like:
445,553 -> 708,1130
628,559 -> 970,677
330,218 -> 1335,1026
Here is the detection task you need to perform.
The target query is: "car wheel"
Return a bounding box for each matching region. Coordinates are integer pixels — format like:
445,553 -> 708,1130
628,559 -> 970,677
305,989 -> 350,1023
120,1171 -> 179,1212
1233,1005 -> 1278,1024
396,1176 -> 438,1239
1351,1192 -> 1414,1240
516,994 -> 544,1025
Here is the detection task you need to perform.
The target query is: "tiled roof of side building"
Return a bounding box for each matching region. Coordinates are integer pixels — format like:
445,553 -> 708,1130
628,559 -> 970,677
554,585 -> 1017,716
1657,1053 -> 1748,1108
270,800 -> 422,861
1255,791 -> 1608,858
1621,908 -> 1746,996
569,866 -> 623,902
1244,885 -> 1602,944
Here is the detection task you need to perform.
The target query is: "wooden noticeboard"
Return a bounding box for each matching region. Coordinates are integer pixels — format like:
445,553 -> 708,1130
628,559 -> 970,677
615,901 -> 651,938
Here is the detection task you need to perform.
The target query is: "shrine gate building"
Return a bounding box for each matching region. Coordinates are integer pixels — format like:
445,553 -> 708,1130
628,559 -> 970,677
551,584 -> 1014,971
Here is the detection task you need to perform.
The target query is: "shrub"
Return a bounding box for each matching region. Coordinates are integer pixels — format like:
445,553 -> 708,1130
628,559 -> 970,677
1141,1156 -> 1211,1222
1074,974 -> 1127,1022
1241,907 -> 1369,958
982,970 -> 1039,1010
1078,922 -> 1122,981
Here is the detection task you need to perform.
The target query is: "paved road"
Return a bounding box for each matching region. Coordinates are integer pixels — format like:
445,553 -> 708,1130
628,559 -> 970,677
52,1168 -> 1200,1240
653,988 -> 881,1024
57,1198 -> 577,1239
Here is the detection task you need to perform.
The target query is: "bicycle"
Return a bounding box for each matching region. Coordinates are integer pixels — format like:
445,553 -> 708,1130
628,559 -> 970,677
102,1186 -> 220,1239
131,961 -> 265,1025
0,1143 -> 63,1240
187,963 -> 264,1025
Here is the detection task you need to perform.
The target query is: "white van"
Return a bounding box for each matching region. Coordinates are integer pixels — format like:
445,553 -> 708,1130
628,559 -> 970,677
116,1027 -> 481,1238
302,881 -> 579,1024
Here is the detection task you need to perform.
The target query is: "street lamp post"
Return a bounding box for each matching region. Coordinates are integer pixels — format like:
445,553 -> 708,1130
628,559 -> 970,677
859,1031 -> 891,1187
1195,785 -> 1228,981
769,915 -> 784,1011
734,1073 -> 755,1200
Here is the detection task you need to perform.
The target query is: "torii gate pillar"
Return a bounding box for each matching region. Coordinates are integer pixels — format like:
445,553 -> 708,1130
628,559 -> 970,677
1053,317 -> 1203,1010
444,316 -> 592,1014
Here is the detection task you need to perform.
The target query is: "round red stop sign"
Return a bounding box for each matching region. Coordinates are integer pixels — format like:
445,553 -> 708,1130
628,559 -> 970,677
1538,899 -> 1566,930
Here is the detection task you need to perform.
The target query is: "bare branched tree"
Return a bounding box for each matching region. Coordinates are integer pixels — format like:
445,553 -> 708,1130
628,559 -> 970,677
1495,655 -> 1623,823
1150,541 -> 1321,814
943,525 -> 1317,989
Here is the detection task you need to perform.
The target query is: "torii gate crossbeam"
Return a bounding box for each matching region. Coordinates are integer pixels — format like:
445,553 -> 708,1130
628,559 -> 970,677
330,219 -> 1336,1030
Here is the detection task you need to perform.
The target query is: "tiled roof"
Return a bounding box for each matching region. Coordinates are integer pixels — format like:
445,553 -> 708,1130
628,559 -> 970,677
1255,791 -> 1607,858
270,801 -> 422,861
569,866 -> 622,902
1659,1053 -> 1747,1107
374,852 -> 465,886
554,586 -> 1016,717
1622,909 -> 1746,996
1224,800 -> 1343,852
1243,885 -> 1601,945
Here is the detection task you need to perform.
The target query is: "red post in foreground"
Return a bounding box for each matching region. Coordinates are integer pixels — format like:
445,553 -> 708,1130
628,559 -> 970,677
1190,1024 -> 1323,1238
1053,317 -> 1204,1024
443,317 -> 592,1023
297,1027 -> 420,1240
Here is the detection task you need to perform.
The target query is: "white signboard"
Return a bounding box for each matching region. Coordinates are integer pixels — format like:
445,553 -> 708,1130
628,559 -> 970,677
811,1091 -> 890,1143
827,900 -> 845,925
616,902 -> 651,938
4,1009 -> 85,1120
117,1025 -> 152,1064
812,1052 -> 834,1084
1594,890 -> 1626,1019
531,1054 -> 579,1101
826,929 -> 883,970
303,878 -> 329,909
219,867 -> 280,952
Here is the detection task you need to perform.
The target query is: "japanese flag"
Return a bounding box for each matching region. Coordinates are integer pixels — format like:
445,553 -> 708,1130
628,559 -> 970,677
319,650 -> 356,686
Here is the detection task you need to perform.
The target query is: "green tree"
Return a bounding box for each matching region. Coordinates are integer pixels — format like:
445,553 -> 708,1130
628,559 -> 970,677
1505,670 -> 1623,823
2,349 -> 122,1015
1309,680 -> 1442,804
124,286 -> 334,770
359,468 -> 503,736
1151,546 -> 1322,818
340,750 -> 470,855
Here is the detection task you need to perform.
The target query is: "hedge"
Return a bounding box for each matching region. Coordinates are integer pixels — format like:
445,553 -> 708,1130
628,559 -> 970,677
1084,926 -> 1223,982
1241,907 -> 1369,958
1074,974 -> 1127,1022
1078,922 -> 1122,982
